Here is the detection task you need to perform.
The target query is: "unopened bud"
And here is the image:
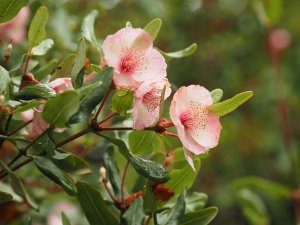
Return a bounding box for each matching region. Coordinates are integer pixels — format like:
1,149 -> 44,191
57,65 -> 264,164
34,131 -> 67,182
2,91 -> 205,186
6,43 -> 13,56
0,95 -> 4,105
99,166 -> 106,179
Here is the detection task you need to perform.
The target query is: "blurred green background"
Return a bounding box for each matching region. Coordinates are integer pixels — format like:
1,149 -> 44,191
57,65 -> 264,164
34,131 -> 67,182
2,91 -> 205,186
2,0 -> 300,224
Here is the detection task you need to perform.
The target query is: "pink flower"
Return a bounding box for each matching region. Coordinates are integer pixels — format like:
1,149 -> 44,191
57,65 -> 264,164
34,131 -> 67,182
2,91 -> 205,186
22,78 -> 73,138
0,7 -> 30,44
102,27 -> 167,89
47,202 -> 77,225
169,85 -> 222,170
133,79 -> 171,130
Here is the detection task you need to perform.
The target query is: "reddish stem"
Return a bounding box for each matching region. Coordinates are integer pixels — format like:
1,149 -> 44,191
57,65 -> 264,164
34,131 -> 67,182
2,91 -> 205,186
163,131 -> 178,138
121,161 -> 130,201
93,88 -> 112,120
102,178 -> 120,203
99,112 -> 118,125
100,127 -> 133,131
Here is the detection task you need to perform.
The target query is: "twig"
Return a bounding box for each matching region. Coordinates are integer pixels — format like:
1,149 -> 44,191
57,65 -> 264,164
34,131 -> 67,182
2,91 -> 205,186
7,119 -> 33,136
121,161 -> 130,201
99,112 -> 118,125
55,128 -> 90,148
100,127 -> 133,131
93,88 -> 112,120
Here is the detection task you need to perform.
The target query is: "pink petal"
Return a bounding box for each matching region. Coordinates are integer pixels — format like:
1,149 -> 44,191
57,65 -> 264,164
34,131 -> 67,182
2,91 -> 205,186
186,85 -> 213,106
183,147 -> 196,171
49,78 -> 72,93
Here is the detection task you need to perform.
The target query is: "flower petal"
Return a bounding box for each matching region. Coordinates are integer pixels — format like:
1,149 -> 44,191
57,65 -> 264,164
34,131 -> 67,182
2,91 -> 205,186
183,147 -> 196,171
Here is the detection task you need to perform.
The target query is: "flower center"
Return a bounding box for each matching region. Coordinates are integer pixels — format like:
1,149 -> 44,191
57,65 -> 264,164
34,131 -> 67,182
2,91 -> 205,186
119,48 -> 144,75
142,85 -> 162,112
179,101 -> 208,129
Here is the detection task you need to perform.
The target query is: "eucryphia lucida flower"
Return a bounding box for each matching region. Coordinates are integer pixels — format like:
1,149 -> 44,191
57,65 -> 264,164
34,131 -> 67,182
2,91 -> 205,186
169,85 -> 222,170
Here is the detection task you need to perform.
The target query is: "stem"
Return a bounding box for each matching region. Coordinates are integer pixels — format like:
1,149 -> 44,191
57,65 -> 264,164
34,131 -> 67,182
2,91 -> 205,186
163,131 -> 178,138
121,161 -> 129,201
7,119 -> 33,136
100,127 -> 133,131
102,178 -> 119,203
144,215 -> 152,225
99,112 -> 118,125
0,157 -> 33,179
93,88 -> 112,120
55,128 -> 90,148
4,115 -> 13,133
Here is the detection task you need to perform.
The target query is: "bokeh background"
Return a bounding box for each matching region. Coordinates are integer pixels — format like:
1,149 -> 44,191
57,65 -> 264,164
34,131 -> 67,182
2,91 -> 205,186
1,0 -> 300,224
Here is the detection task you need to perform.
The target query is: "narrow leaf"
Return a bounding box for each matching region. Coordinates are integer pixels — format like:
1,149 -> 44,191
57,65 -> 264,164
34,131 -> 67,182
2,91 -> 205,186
71,38 -> 86,89
159,43 -> 197,61
81,10 -> 101,53
12,100 -> 44,113
0,191 -> 13,204
34,59 -> 58,81
76,181 -> 119,225
61,212 -> 72,225
164,192 -> 186,225
28,6 -> 48,47
144,18 -> 162,41
41,90 -> 80,128
31,39 -> 54,56
0,0 -> 28,23
210,89 -> 223,104
123,197 -> 145,225
34,156 -> 77,195
180,207 -> 218,225
53,54 -> 76,79
209,91 -> 253,117
14,84 -> 56,100
0,66 -> 10,95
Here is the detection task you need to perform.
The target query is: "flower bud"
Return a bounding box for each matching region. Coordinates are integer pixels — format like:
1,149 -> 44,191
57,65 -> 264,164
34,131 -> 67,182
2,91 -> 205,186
99,166 -> 106,179
0,95 -> 5,105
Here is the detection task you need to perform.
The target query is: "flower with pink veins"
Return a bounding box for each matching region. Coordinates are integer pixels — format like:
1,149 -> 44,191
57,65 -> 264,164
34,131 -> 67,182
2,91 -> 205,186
102,27 -> 167,89
22,78 -> 73,138
169,85 -> 222,170
0,7 -> 30,44
133,79 -> 171,130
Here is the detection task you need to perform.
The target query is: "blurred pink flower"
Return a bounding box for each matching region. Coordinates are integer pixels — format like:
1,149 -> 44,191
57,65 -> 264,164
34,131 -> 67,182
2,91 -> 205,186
133,79 -> 171,130
102,27 -> 167,89
22,78 -> 73,138
0,7 -> 30,44
47,202 -> 77,225
268,28 -> 291,52
169,85 -> 222,170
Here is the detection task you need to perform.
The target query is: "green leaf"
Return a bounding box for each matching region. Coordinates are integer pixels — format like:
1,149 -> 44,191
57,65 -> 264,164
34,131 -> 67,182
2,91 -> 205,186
236,189 -> 269,225
52,149 -> 91,173
0,190 -> 13,204
89,64 -> 102,73
264,0 -> 282,25
164,192 -> 186,225
76,181 -> 119,225
33,156 -> 77,195
71,38 -> 86,89
0,0 -> 28,23
180,207 -> 218,225
129,130 -> 156,155
34,59 -> 58,81
31,39 -> 54,56
231,176 -> 291,199
144,18 -> 162,41
0,160 -> 38,209
61,212 -> 72,225
81,10 -> 101,53
159,43 -> 197,61
185,192 -> 208,213
143,180 -> 157,214
209,91 -> 253,117
165,158 -> 201,196
41,90 -> 80,128
14,84 -> 56,100
12,100 -> 44,113
210,89 -> 223,104
126,21 -> 133,27
28,6 -> 48,48
69,67 -> 113,124
100,134 -> 169,183
123,197 -> 145,225
0,66 -> 10,95
103,145 -> 122,199
111,89 -> 134,116
53,54 -> 76,79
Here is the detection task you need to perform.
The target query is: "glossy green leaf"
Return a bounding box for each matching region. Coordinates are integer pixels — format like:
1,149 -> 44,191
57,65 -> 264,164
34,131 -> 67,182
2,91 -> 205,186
61,212 -> 72,225
144,18 -> 162,41
143,180 -> 157,215
33,156 -> 77,195
159,43 -> 197,61
0,160 -> 38,209
165,159 -> 200,196
180,207 -> 218,225
129,130 -> 156,155
89,64 -> 102,73
71,38 -> 86,89
210,89 -> 223,104
28,6 -> 48,48
231,176 -> 291,199
14,84 -> 56,100
52,149 -> 90,173
41,90 -> 80,128
164,192 -> 185,225
209,91 -> 253,117
76,181 -> 119,225
103,145 -> 122,199
0,0 -> 28,23
111,89 -> 134,116
53,54 -> 76,78
0,66 -> 10,95
34,59 -> 58,81
0,191 -> 13,204
100,134 -> 169,183
185,192 -> 208,213
69,67 -> 113,124
81,10 -> 101,53
12,100 -> 44,113
123,197 -> 145,225
31,39 -> 54,56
